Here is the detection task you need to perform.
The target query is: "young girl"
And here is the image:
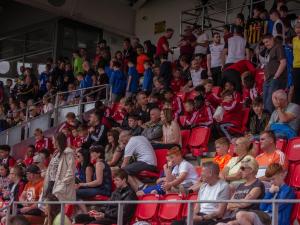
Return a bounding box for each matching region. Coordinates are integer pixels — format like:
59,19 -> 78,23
142,61 -> 153,93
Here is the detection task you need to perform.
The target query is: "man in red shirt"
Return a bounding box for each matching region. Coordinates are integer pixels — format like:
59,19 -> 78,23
222,59 -> 256,93
156,28 -> 174,58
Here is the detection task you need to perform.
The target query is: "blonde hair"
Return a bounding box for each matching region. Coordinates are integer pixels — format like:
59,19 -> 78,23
241,155 -> 259,174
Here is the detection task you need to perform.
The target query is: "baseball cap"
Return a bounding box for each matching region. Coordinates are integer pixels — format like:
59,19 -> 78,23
26,165 -> 41,174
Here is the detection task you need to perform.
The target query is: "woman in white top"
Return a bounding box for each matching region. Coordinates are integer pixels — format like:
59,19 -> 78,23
42,95 -> 54,114
160,108 -> 182,147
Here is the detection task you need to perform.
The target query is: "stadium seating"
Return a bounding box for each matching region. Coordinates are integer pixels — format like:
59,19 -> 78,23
188,127 -> 211,157
181,193 -> 198,218
285,137 -> 300,185
134,194 -> 160,223
181,129 -> 191,156
227,108 -> 250,135
158,193 -> 184,224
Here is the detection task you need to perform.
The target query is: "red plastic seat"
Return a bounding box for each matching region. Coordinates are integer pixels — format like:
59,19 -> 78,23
212,86 -> 222,96
134,194 -> 160,223
286,137 -> 300,162
276,138 -> 287,153
181,130 -> 191,156
290,191 -> 300,224
227,108 -> 250,134
289,164 -> 300,188
182,193 -> 198,218
137,149 -> 168,181
158,194 -> 183,223
188,127 -> 211,156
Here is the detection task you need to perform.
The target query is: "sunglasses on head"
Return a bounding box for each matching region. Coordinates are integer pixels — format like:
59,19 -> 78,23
240,166 -> 251,171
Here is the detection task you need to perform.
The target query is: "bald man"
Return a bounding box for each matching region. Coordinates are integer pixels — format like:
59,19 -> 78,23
267,90 -> 300,139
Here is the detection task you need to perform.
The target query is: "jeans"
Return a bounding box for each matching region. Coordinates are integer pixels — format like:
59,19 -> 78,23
76,187 -> 110,199
211,66 -> 222,87
219,123 -> 234,141
263,78 -> 280,114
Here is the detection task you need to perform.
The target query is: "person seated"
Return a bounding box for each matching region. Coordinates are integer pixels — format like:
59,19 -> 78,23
75,169 -> 137,225
120,130 -> 157,191
256,131 -> 288,180
171,162 -> 230,225
216,90 -> 243,141
216,156 -> 265,224
162,88 -> 183,119
135,91 -> 154,124
222,81 -> 242,103
33,149 -> 49,178
171,69 -> 185,93
180,99 -> 198,129
76,145 -> 112,200
136,155 -> 173,196
214,137 -> 232,171
233,163 -> 295,225
141,108 -> 163,142
105,129 -> 123,168
0,145 -> 16,168
23,145 -> 35,166
154,108 -> 181,148
18,165 -> 44,218
75,149 -> 93,183
220,137 -> 252,188
204,79 -> 221,111
162,146 -> 198,194
82,110 -> 109,148
248,97 -> 270,139
267,90 -> 300,139
71,125 -> 88,149
34,128 -> 54,153
58,112 -> 80,133
127,114 -> 143,136
0,163 -> 10,193
194,95 -> 214,127
242,72 -> 262,106
8,215 -> 30,225
121,99 -> 136,129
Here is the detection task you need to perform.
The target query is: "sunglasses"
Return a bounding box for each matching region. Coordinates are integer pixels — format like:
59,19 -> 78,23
240,166 -> 252,171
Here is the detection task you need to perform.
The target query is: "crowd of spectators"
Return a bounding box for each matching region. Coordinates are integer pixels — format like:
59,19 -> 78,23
0,0 -> 299,224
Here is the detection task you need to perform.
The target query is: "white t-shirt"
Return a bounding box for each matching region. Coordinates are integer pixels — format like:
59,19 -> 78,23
171,160 -> 198,185
195,32 -> 209,55
198,180 -> 230,214
225,35 -> 248,64
207,43 -> 224,68
124,136 -> 157,166
190,68 -> 206,87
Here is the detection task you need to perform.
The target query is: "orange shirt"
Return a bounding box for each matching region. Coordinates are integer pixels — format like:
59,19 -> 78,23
136,54 -> 149,74
214,154 -> 232,171
256,150 -> 288,169
23,179 -> 44,203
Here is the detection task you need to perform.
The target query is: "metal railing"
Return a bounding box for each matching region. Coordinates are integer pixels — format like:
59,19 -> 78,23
0,84 -> 111,147
180,0 -> 269,34
4,198 -> 298,225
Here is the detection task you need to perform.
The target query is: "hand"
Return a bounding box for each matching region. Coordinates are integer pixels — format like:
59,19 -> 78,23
162,182 -> 172,191
269,184 -> 280,193
94,212 -> 105,220
207,70 -> 212,77
89,127 -> 95,133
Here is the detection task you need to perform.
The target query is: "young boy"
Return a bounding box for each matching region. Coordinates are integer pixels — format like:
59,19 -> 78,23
248,97 -> 270,138
0,145 -> 16,168
213,137 -> 232,171
142,60 -> 153,93
162,146 -> 198,193
163,88 -> 183,119
217,90 -> 243,141
204,79 -> 220,110
136,45 -> 149,76
110,61 -> 126,102
73,50 -> 84,75
171,69 -> 185,93
242,72 -> 262,106
126,60 -> 139,97
127,114 -> 143,136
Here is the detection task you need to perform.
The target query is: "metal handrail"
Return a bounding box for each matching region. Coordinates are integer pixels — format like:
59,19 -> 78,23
10,198 -> 296,225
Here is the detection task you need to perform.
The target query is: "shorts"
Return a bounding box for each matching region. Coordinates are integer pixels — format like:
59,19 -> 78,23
124,161 -> 157,176
143,183 -> 165,195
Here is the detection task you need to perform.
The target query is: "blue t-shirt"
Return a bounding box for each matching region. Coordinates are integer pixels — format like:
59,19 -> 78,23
39,72 -> 48,92
127,66 -> 139,93
110,69 -> 126,94
142,68 -> 153,92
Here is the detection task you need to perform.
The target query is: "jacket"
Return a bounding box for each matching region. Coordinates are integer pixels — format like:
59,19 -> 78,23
83,122 -> 108,148
260,184 -> 295,225
43,147 -> 76,201
142,121 -> 163,141
249,112 -> 270,135
103,185 -> 137,224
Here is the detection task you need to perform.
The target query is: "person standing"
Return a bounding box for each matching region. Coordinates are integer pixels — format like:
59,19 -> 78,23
262,34 -> 287,113
207,32 -> 225,86
156,28 -> 174,59
43,132 -> 76,201
290,22 -> 300,104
